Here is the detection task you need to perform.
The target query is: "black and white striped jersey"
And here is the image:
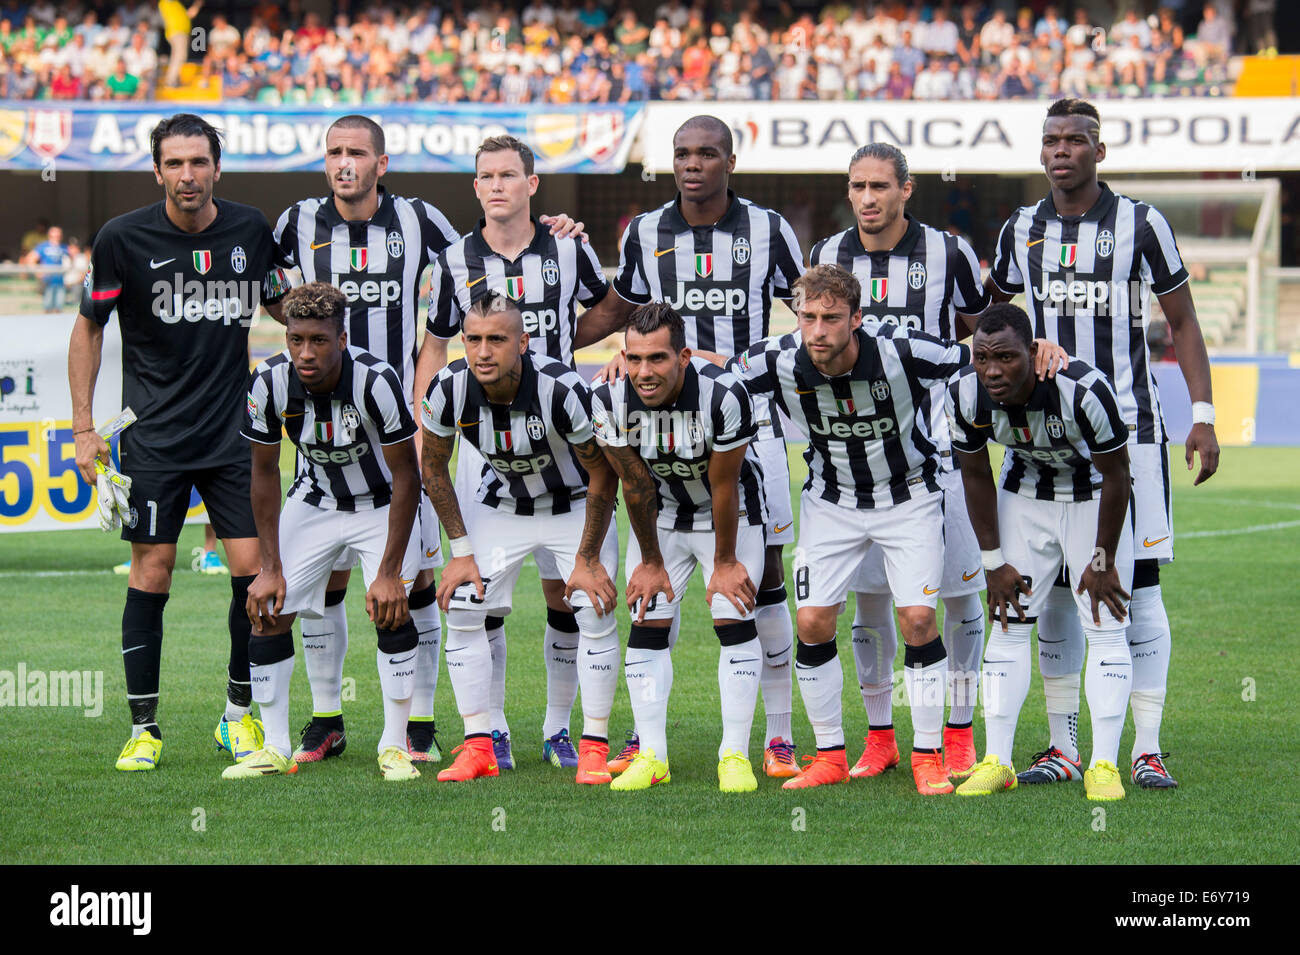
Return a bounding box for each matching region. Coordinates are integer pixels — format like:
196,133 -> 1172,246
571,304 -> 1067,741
590,357 -> 767,531
947,361 -> 1129,502
244,346 -> 417,511
273,186 -> 458,390
613,191 -> 804,357
425,219 -> 609,368
421,351 -> 595,516
989,182 -> 1188,445
811,214 -> 990,470
810,215 -> 988,341
728,326 -> 969,509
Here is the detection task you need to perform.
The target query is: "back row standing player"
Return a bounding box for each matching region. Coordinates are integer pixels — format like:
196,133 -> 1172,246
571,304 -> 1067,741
274,117 -> 585,765
595,115 -> 806,778
988,97 -> 1220,789
70,114 -> 289,770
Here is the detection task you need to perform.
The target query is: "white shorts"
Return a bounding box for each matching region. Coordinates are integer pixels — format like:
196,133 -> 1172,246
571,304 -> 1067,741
996,489 -> 1135,632
1129,441 -> 1173,564
626,522 -> 766,622
535,516 -> 618,581
281,497 -> 421,619
332,494 -> 441,573
848,465 -> 983,597
793,490 -> 946,610
448,498 -> 619,614
752,433 -> 794,546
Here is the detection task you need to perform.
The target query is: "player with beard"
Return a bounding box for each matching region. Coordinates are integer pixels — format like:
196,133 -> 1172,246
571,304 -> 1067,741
70,113 -> 289,771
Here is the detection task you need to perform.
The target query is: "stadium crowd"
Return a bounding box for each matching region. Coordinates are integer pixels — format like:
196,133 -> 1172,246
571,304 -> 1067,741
0,1 -> 1268,105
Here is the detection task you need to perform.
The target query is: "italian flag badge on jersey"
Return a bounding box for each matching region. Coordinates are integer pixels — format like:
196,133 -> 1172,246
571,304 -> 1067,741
657,431 -> 675,454
315,421 -> 334,442
505,275 -> 525,300
494,429 -> 513,452
870,278 -> 887,303
350,247 -> 368,270
835,397 -> 855,415
695,253 -> 712,278
1011,425 -> 1032,442
1059,244 -> 1077,268
192,250 -> 211,274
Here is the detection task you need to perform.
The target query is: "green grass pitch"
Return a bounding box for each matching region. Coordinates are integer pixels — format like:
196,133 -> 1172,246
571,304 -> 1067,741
1,445 -> 1297,864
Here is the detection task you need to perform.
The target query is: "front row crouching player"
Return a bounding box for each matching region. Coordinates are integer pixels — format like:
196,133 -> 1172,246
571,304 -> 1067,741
233,283 -> 425,781
727,264 -> 973,793
590,304 -> 768,792
949,305 -> 1134,802
420,291 -> 670,784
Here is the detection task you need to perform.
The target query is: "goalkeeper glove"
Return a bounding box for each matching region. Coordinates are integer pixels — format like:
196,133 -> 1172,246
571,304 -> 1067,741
94,459 -> 133,532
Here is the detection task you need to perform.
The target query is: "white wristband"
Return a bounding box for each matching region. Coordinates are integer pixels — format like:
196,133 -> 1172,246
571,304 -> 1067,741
448,536 -> 473,559
1191,402 -> 1216,426
981,548 -> 1006,572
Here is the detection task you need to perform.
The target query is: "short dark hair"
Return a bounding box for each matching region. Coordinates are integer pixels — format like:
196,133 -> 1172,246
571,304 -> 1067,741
327,114 -> 385,155
674,115 -> 733,157
975,303 -> 1033,349
1045,98 -> 1101,141
151,113 -> 222,168
283,282 -> 346,334
626,302 -> 686,353
794,264 -> 861,313
849,143 -> 909,187
476,135 -> 535,176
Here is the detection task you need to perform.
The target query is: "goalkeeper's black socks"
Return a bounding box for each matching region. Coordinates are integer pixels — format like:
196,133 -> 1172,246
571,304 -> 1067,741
123,588 -> 167,735
226,575 -> 255,717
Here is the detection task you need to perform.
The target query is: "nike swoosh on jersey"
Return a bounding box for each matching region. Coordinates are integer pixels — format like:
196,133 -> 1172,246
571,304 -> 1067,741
653,247 -> 676,257
425,548 -> 438,558
962,570 -> 980,581
1143,536 -> 1169,547
1026,238 -> 1046,248
773,522 -> 793,534
466,275 -> 487,288
457,419 -> 479,428
149,258 -> 175,268
922,585 -> 940,595
310,240 -> 332,250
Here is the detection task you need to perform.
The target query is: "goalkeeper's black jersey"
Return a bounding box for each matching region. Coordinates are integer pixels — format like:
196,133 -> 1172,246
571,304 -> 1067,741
81,199 -> 286,471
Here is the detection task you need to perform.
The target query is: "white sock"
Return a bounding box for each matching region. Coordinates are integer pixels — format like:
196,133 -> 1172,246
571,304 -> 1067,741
576,608 -> 619,741
408,599 -> 441,720
375,646 -> 415,753
718,634 -> 761,758
903,637 -> 948,750
980,622 -> 1033,765
1039,579 -> 1084,758
444,616 -> 492,738
543,611 -> 580,738
486,618 -> 508,736
301,601 -> 347,716
1128,585 -> 1171,761
624,638 -> 672,762
223,694 -> 250,722
251,653 -> 294,757
851,590 -> 896,727
942,592 -> 984,725
795,639 -> 844,750
755,598 -> 794,743
1084,627 -> 1132,768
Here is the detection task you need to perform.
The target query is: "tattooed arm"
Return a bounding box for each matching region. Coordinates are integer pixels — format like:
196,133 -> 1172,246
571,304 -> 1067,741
595,443 -> 676,623
566,437 -> 619,614
422,426 -> 484,611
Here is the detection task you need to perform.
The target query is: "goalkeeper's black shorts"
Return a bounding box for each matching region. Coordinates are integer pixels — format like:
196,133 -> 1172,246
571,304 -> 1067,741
119,452 -> 256,544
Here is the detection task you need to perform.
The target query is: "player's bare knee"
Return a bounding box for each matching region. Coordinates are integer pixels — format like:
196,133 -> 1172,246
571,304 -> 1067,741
896,605 -> 938,645
412,567 -> 436,591
129,543 -> 176,592
540,576 -> 569,610
795,606 -> 837,643
328,568 -> 353,590
221,537 -> 260,577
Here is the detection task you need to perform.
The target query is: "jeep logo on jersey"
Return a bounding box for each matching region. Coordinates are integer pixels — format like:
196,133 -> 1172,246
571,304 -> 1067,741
626,408 -> 707,455
333,277 -> 401,306
193,250 -> 212,274
1059,244 -> 1077,268
231,246 -> 247,274
153,277 -> 259,326
666,282 -> 746,316
505,276 -> 525,300
865,312 -> 922,331
1033,278 -> 1116,315
651,458 -> 709,480
490,453 -> 553,475
808,415 -> 896,440
1025,447 -> 1078,464
521,307 -> 559,336
1046,415 -> 1065,439
526,415 -> 546,440
695,253 -> 712,278
871,380 -> 890,402
387,231 -> 405,257
303,441 -> 372,466
542,258 -> 560,286
908,262 -> 926,290
870,278 -> 887,303
1096,230 -> 1114,258
732,237 -> 750,265
350,248 -> 368,271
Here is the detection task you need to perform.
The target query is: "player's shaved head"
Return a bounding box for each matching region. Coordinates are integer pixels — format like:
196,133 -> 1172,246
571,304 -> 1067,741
328,114 -> 385,155
972,304 -> 1037,405
675,115 -> 733,157
465,290 -> 524,338
1046,98 -> 1101,143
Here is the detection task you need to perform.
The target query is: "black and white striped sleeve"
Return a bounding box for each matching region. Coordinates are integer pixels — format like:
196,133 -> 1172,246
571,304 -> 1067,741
272,205 -> 297,267
1073,376 -> 1129,455
575,237 -> 610,307
363,363 -> 417,445
418,200 -> 459,260
242,364 -> 281,445
426,255 -> 463,339
558,372 -> 595,445
589,379 -> 627,448
421,366 -> 459,437
989,215 -> 1024,294
711,372 -> 756,453
951,234 -> 990,315
725,334 -> 786,396
612,219 -> 651,304
898,328 -> 971,387
770,213 -> 805,298
1140,205 -> 1190,296
946,372 -> 986,454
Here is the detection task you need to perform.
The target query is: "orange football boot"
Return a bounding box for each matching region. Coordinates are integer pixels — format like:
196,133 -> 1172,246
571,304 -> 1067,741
911,750 -> 955,795
606,732 -> 639,775
943,725 -> 978,780
576,738 -> 612,785
763,738 -> 800,778
436,737 -> 499,782
849,729 -> 901,778
781,750 -> 850,790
